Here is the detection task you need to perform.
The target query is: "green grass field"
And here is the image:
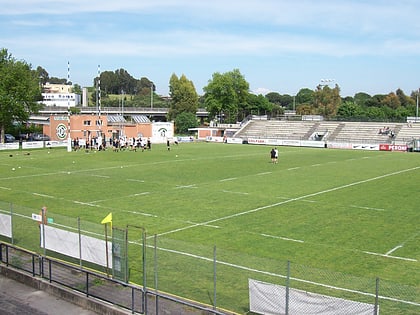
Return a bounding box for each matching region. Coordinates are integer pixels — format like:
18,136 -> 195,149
0,142 -> 419,314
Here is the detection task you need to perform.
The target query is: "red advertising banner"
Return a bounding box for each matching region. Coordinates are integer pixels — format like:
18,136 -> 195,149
379,144 -> 407,152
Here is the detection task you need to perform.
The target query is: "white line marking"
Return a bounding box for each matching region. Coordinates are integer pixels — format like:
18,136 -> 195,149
90,174 -> 110,178
122,210 -> 158,218
287,167 -> 300,171
222,190 -> 249,195
257,172 -> 272,176
127,179 -> 145,183
73,201 -> 99,207
311,164 -> 321,167
220,177 -> 237,182
32,193 -> 54,198
261,233 -> 304,243
386,245 -> 403,256
363,250 -> 416,262
132,192 -> 150,196
350,205 -> 385,212
0,187 -> 11,190
175,184 -> 197,189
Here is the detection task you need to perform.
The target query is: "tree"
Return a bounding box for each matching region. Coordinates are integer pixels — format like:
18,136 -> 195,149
354,92 -> 371,107
381,92 -> 400,110
0,48 -> 42,142
296,88 -> 314,105
174,112 -> 198,134
265,92 -> 282,105
168,73 -> 198,121
72,83 -> 82,95
203,69 -> 249,123
36,66 -> 49,86
313,84 -> 341,118
337,101 -> 365,119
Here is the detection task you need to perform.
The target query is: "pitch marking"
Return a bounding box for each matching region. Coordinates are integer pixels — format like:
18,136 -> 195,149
260,233 -> 304,243
220,177 -> 237,182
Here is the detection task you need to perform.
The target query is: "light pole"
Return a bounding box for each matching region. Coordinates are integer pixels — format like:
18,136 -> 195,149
150,81 -> 154,109
416,88 -> 419,121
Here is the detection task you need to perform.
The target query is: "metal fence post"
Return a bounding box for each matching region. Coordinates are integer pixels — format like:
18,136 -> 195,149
213,245 -> 217,311
10,203 -> 14,245
154,234 -> 159,315
374,277 -> 380,315
78,217 -> 82,268
285,260 -> 290,315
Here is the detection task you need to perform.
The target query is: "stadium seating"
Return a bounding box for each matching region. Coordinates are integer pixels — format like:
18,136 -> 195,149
234,120 -> 418,144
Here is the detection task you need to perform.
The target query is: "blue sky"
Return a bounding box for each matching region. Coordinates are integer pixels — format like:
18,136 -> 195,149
1,0 -> 419,97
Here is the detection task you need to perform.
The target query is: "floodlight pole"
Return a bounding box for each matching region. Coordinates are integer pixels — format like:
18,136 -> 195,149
416,88 -> 419,121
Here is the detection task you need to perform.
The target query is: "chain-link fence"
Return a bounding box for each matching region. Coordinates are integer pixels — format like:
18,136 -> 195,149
0,201 -> 418,314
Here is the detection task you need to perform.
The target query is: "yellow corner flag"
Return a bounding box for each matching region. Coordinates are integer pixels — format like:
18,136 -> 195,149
101,212 -> 112,225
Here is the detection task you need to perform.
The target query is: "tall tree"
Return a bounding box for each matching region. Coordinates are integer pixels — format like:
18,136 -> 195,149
0,48 -> 42,142
313,84 -> 341,118
203,69 -> 249,123
168,73 -> 198,120
36,66 -> 49,86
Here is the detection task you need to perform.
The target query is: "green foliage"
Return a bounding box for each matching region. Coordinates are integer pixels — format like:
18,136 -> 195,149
174,111 -> 198,133
203,69 -> 250,123
168,73 -> 199,120
313,84 -> 341,118
0,48 -> 42,142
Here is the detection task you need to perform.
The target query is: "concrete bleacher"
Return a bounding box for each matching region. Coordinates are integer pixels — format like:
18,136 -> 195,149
234,119 -> 420,144
331,122 -> 401,144
394,123 -> 420,144
237,120 -> 315,140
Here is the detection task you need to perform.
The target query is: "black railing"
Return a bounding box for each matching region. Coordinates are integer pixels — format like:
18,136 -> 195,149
0,242 -> 229,315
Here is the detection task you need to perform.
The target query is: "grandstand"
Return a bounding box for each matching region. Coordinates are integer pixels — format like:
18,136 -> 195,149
233,119 -> 419,145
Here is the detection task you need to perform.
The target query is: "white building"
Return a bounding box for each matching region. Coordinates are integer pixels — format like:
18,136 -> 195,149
41,83 -> 81,107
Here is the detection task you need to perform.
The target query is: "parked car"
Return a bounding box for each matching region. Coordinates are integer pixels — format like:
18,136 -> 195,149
30,133 -> 51,141
4,134 -> 15,143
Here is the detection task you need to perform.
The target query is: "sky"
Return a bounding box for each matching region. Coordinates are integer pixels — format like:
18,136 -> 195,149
1,0 -> 420,97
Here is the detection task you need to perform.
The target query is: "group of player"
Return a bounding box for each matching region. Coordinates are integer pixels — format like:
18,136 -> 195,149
112,136 -> 151,152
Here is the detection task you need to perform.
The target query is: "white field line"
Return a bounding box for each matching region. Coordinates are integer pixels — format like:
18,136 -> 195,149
175,184 -> 197,189
257,172 -> 272,176
386,245 -> 403,256
123,210 -> 158,218
0,186 -> 11,190
363,250 -> 416,262
32,193 -> 55,198
220,177 -> 237,182
90,174 -> 110,178
73,201 -> 100,207
260,233 -> 304,243
222,190 -> 249,195
126,179 -> 145,183
350,205 -> 385,212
